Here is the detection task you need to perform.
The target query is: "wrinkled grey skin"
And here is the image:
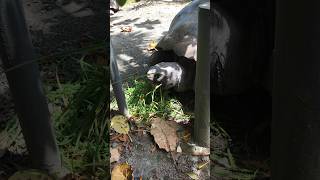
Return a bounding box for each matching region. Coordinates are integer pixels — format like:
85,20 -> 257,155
147,0 -> 208,92
110,0 -> 119,15
147,0 -> 271,94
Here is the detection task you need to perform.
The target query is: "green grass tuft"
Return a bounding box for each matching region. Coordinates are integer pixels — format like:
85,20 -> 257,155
47,57 -> 109,178
111,77 -> 191,124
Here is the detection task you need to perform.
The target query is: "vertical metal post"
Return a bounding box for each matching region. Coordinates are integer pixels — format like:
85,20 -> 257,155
193,2 -> 210,148
0,0 -> 62,173
110,40 -> 129,117
272,0 -> 320,179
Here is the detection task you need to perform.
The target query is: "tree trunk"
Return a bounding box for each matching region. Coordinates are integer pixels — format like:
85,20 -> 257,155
0,0 -> 62,174
272,0 -> 320,179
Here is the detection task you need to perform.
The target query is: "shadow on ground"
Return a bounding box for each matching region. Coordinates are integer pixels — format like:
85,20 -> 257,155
24,0 -> 106,55
0,1 -> 107,177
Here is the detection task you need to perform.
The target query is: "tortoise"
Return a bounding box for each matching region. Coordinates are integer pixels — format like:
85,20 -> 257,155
146,0 -> 273,95
110,0 -> 120,15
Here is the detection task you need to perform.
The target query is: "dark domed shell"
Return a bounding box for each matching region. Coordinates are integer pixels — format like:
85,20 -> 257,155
156,0 -> 209,61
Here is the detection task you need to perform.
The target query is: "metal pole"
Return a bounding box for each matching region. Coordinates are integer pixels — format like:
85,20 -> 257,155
110,40 -> 129,117
192,2 -> 210,148
0,0 -> 62,174
272,0 -> 320,179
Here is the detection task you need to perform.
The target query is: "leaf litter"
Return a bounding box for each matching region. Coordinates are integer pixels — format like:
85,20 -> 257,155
110,115 -> 130,134
110,114 -> 210,179
111,163 -> 133,180
150,117 -> 178,152
110,147 -> 121,163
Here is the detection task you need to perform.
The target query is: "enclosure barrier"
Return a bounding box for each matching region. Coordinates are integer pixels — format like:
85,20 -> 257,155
272,0 -> 320,179
110,40 -> 129,117
0,0 -> 62,173
192,2 -> 210,148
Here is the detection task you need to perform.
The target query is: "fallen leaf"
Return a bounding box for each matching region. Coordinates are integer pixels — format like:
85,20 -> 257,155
197,161 -> 209,170
186,172 -> 199,180
150,117 -> 178,152
120,26 -> 132,32
166,120 -> 179,130
118,134 -> 129,142
111,115 -> 129,134
176,145 -> 182,153
182,143 -> 210,156
9,170 -> 53,180
111,134 -> 122,142
191,147 -> 210,156
147,40 -> 157,51
110,147 -> 121,163
182,130 -> 191,142
111,163 -> 132,180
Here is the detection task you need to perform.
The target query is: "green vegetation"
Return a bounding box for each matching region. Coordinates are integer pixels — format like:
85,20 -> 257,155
111,77 -> 191,124
1,46 -> 264,180
51,59 -> 109,178
1,45 -> 109,179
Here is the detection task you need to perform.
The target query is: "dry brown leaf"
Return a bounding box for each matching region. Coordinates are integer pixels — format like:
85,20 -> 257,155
111,163 -> 132,180
150,117 -> 178,152
120,26 -> 132,32
110,147 -> 121,163
111,134 -> 122,142
182,130 -> 191,142
166,120 -> 179,130
118,134 -> 129,142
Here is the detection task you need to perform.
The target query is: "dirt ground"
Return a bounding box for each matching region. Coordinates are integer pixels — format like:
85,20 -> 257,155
0,0 -> 106,177
110,0 -> 188,80
0,0 -> 106,123
110,1 -> 212,179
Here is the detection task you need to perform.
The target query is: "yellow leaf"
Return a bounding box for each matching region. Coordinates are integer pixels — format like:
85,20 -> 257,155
111,163 -> 132,180
197,161 -> 209,170
9,170 -> 53,180
111,115 -> 130,134
186,172 -> 199,180
147,40 -> 157,51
